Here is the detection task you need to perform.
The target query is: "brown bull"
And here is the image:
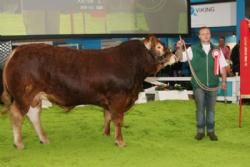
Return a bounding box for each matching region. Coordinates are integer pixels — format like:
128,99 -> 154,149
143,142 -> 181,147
2,36 -> 176,149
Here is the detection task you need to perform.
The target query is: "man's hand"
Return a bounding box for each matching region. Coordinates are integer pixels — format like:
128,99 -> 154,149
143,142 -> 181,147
175,40 -> 185,61
176,40 -> 185,50
220,67 -> 227,91
221,81 -> 227,91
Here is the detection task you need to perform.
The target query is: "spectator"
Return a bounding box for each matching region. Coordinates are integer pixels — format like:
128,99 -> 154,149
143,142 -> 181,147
231,41 -> 240,75
218,37 -> 231,60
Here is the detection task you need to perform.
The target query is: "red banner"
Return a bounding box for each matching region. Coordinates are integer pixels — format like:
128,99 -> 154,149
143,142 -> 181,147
240,19 -> 250,96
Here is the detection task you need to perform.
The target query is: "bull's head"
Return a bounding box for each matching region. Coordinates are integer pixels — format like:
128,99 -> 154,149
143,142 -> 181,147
143,35 -> 177,72
144,35 -> 165,57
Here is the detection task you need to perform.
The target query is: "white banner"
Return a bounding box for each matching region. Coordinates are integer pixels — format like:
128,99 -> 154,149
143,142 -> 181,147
191,2 -> 236,28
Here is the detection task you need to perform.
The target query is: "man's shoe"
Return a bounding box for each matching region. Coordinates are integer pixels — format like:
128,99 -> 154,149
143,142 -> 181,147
207,132 -> 218,141
195,133 -> 205,140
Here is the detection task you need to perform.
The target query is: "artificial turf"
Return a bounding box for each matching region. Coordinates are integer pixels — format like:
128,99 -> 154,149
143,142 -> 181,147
0,100 -> 249,167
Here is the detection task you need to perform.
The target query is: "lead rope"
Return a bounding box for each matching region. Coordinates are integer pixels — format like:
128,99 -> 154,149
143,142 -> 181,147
179,36 -> 218,92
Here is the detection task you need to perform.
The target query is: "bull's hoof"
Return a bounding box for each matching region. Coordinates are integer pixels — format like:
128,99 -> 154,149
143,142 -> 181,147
115,140 -> 127,148
40,139 -> 50,145
103,131 -> 111,136
14,143 -> 24,150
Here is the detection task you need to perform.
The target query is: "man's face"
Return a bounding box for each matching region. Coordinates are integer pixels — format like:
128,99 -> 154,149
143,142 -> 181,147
218,38 -> 225,47
198,28 -> 211,43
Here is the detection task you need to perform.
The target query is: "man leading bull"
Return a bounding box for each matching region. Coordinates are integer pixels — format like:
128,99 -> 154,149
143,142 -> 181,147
176,26 -> 227,141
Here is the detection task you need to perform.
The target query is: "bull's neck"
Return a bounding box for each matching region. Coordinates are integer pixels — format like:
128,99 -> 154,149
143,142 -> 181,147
143,51 -> 159,76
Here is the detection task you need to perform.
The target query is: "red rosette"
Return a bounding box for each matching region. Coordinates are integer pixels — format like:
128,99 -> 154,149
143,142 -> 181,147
212,48 -> 220,76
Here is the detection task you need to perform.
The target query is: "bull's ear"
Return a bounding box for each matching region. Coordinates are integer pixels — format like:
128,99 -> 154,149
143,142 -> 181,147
144,39 -> 152,50
144,35 -> 157,50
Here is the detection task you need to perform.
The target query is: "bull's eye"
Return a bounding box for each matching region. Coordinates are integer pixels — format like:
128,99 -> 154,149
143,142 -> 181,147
157,45 -> 162,50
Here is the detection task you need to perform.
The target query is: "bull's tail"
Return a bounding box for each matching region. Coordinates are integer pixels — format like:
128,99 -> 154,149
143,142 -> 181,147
1,52 -> 14,115
1,86 -> 12,114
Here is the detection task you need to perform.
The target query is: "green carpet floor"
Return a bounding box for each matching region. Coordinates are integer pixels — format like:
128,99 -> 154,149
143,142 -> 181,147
0,100 -> 249,167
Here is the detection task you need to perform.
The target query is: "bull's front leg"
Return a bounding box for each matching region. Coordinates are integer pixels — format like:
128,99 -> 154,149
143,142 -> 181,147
112,112 -> 126,147
103,110 -> 112,136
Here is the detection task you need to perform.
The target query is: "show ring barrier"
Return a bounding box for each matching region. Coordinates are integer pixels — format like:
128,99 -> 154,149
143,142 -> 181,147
135,76 -> 240,104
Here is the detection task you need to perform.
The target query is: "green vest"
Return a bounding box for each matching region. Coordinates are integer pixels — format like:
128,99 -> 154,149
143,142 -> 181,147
190,43 -> 219,89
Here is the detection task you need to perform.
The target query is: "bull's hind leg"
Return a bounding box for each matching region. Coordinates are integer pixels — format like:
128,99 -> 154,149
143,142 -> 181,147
103,110 -> 112,136
26,92 -> 49,144
10,101 -> 25,150
26,106 -> 49,144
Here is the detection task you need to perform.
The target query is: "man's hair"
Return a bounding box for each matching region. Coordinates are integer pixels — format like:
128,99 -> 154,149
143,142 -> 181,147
198,26 -> 210,34
219,36 -> 225,40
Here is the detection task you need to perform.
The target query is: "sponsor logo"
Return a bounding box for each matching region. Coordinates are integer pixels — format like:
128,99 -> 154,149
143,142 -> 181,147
191,6 -> 215,16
